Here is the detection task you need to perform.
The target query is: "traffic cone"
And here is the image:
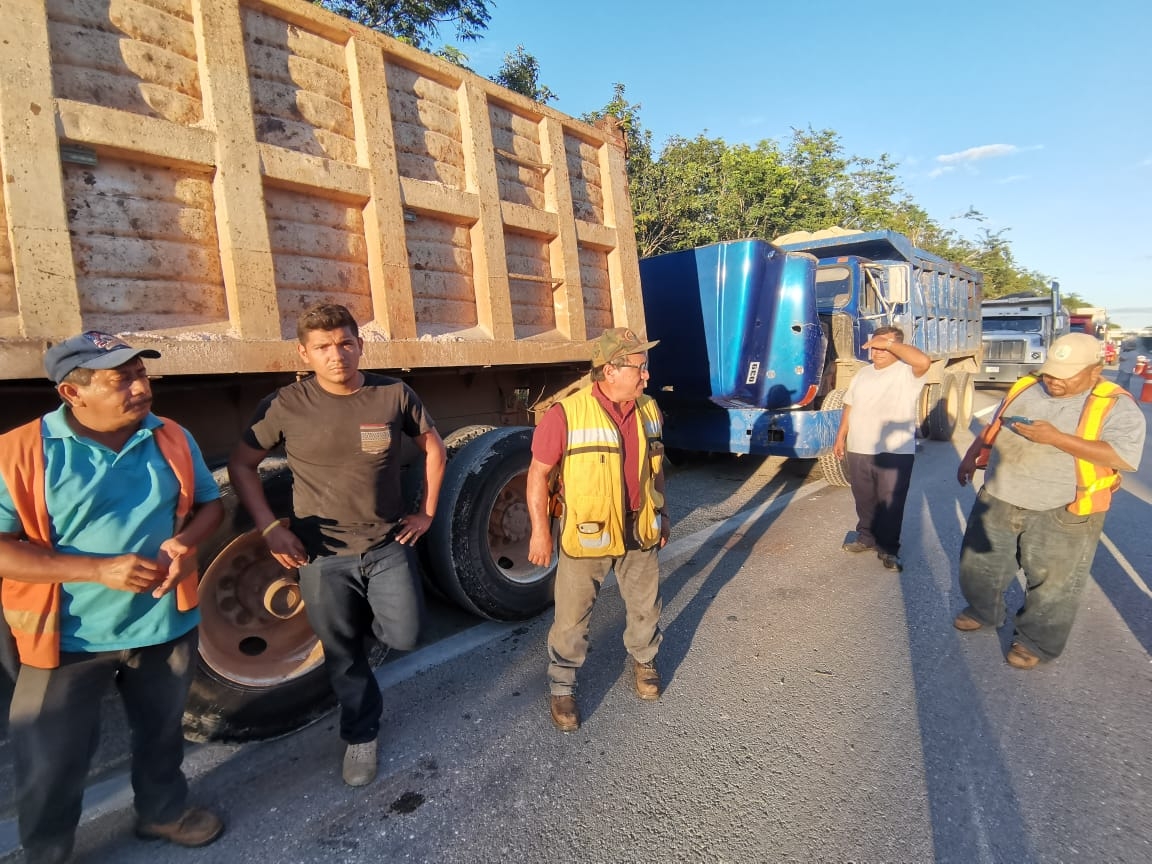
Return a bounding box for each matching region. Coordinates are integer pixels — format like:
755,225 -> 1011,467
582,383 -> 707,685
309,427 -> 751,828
1143,363 -> 1152,404
1136,356 -> 1148,377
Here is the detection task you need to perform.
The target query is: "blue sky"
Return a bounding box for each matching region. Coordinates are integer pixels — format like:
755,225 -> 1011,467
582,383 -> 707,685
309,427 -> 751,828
465,0 -> 1152,330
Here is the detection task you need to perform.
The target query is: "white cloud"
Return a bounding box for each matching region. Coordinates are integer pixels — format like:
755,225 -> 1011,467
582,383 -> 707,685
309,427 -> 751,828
927,165 -> 955,179
1141,156 -> 1152,167
996,174 -> 1029,185
935,143 -> 1042,164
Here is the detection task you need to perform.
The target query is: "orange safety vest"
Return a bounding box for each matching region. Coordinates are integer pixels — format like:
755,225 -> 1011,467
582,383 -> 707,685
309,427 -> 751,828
0,416 -> 200,668
975,375 -> 1132,515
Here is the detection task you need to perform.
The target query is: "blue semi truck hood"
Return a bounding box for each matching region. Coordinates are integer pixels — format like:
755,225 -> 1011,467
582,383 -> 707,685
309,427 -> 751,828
638,239 -> 826,412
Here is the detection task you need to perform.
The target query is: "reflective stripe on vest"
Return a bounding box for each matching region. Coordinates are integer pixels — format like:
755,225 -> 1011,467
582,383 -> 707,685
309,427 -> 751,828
981,377 -> 1129,515
556,388 -> 664,558
0,417 -> 199,669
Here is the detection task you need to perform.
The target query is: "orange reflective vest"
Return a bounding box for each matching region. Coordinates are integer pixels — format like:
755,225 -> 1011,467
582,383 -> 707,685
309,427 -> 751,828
0,416 -> 199,669
976,375 -> 1132,514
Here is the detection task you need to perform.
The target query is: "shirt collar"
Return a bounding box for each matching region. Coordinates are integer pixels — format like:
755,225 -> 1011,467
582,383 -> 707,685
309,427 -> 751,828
43,404 -> 161,439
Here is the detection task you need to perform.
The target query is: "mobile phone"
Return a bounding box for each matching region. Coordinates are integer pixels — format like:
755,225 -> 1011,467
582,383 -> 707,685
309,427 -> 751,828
1001,415 -> 1031,427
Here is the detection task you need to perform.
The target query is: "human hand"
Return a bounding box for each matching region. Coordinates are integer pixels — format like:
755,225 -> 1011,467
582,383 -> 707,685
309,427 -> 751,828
265,524 -> 308,569
862,334 -> 897,351
957,453 -> 979,487
833,439 -> 846,460
396,513 -> 432,546
659,513 -> 671,549
96,554 -> 164,593
528,529 -> 554,567
153,538 -> 198,598
1008,418 -> 1059,446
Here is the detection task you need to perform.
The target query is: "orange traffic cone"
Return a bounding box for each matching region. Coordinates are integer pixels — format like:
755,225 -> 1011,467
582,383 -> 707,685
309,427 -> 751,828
1143,364 -> 1152,404
1136,356 -> 1148,377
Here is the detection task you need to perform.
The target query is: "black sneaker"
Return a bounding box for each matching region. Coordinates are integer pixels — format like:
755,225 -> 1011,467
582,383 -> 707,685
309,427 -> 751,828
878,552 -> 903,571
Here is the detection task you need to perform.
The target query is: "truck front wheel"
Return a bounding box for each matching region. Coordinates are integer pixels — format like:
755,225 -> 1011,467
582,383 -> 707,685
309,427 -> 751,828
426,427 -> 556,620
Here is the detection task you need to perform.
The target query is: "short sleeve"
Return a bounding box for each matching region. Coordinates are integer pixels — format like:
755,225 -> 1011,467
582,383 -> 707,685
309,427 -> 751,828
400,383 -> 436,438
242,392 -> 285,451
531,404 -> 567,467
1102,396 -> 1146,471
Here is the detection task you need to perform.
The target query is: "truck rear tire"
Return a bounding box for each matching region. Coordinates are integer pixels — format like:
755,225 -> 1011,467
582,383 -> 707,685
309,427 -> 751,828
816,389 -> 850,487
426,427 -> 555,620
184,462 -> 335,743
928,373 -> 961,441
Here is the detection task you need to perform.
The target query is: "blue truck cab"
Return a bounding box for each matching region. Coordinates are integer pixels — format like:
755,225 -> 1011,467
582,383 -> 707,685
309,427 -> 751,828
638,230 -> 983,483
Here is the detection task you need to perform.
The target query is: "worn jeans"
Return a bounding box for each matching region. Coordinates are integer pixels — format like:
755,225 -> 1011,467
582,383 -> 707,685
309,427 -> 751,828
845,451 -> 915,556
9,628 -> 198,861
959,487 -> 1105,660
547,546 -> 662,696
298,540 -> 422,743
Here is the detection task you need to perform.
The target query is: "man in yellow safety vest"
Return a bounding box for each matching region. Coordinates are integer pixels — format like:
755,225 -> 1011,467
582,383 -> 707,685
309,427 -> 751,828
954,333 -> 1145,668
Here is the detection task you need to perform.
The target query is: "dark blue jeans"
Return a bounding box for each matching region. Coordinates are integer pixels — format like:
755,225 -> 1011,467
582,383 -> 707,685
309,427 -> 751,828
298,541 -> 422,743
9,628 -> 197,861
845,452 -> 915,555
959,487 -> 1105,660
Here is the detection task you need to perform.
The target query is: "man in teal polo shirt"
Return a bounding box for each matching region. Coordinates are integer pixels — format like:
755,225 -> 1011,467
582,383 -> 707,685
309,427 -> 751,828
0,332 -> 225,864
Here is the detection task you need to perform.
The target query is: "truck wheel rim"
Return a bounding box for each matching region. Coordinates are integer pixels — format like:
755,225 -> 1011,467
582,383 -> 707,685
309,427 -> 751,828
198,531 -> 325,687
484,469 -> 544,586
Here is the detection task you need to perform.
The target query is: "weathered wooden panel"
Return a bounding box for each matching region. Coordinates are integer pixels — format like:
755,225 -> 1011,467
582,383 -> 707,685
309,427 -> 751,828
387,62 -> 465,190
242,5 -> 355,163
566,133 -> 606,225
264,185 -> 370,337
579,245 -> 613,335
47,0 -> 202,124
505,231 -> 555,338
63,157 -> 226,333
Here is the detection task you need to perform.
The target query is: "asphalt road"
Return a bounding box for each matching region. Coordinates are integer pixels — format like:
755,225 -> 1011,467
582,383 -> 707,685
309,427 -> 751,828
3,367 -> 1151,864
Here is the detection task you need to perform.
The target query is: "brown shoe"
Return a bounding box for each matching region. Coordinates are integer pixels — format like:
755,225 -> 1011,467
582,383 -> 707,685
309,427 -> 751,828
953,610 -> 984,632
1006,641 -> 1041,670
549,694 -> 579,732
633,659 -> 661,700
136,806 -> 224,847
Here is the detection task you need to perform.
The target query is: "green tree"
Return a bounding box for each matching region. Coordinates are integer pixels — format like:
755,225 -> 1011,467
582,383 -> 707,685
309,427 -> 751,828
490,45 -> 557,103
315,0 -> 490,48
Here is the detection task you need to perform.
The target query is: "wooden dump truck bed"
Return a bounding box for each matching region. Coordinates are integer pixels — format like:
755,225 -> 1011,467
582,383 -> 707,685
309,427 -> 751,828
0,0 -> 644,380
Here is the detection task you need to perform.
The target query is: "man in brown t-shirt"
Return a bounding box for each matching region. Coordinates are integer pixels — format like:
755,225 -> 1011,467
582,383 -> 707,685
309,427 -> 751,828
228,304 -> 446,787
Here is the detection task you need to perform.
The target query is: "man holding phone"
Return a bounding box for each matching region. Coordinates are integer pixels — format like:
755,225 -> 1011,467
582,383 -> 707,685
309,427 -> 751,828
954,333 -> 1145,668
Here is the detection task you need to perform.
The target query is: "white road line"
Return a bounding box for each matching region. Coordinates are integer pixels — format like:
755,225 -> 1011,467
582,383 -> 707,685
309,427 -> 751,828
1100,533 -> 1152,599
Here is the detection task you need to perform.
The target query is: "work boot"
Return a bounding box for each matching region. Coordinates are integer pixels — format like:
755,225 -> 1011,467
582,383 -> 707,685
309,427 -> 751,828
135,806 -> 224,847
953,609 -> 984,632
878,552 -> 903,572
549,694 -> 579,732
1006,641 -> 1041,670
633,659 -> 661,700
342,740 -> 378,786
841,539 -> 874,553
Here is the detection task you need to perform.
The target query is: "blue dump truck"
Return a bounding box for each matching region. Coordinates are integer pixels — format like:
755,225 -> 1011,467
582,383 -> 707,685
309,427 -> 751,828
638,229 -> 983,485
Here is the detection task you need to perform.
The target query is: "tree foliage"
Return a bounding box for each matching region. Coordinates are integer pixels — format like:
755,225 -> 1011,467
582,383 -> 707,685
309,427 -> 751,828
587,85 -> 1059,299
490,46 -> 557,103
315,0 -> 490,48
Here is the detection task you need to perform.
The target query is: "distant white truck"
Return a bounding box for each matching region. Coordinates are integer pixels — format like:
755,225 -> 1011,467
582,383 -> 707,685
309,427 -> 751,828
976,291 -> 1069,384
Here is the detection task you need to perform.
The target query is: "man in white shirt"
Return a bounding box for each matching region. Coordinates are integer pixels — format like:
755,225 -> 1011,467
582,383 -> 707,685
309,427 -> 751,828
832,326 -> 930,571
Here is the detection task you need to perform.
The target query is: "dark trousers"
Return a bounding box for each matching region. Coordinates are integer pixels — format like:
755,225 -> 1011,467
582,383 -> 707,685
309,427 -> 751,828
9,628 -> 198,861
959,487 -> 1105,659
845,452 -> 915,555
298,541 -> 422,744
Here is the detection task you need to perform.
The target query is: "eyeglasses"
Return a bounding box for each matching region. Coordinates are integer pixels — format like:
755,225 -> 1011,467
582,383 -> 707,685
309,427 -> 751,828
613,361 -> 649,372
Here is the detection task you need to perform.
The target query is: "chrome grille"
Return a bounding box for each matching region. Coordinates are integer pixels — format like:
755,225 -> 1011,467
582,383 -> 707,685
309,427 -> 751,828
983,339 -> 1026,361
